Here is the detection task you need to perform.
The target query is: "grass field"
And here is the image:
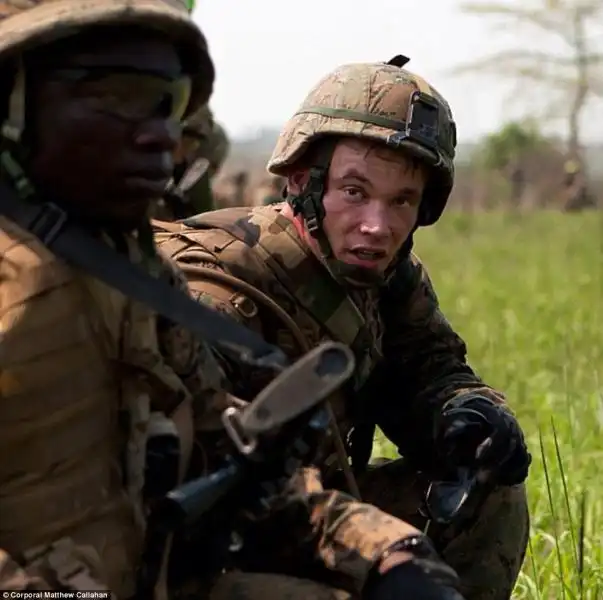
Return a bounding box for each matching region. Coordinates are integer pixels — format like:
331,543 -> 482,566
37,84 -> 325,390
373,211 -> 603,599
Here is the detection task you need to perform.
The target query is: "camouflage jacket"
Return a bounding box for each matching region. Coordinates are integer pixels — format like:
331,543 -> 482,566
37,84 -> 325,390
154,204 -> 507,473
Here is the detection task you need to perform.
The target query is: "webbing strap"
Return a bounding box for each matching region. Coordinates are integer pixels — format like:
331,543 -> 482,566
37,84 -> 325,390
0,182 -> 287,371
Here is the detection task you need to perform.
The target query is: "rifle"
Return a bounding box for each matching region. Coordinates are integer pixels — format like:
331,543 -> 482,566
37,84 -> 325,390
136,340 -> 356,599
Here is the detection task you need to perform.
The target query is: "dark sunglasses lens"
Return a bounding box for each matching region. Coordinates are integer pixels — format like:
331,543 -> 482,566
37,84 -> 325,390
69,72 -> 192,121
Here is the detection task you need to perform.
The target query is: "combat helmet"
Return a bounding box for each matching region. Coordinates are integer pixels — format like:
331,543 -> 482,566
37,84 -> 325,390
268,55 -> 457,232
0,0 -> 214,143
182,104 -> 230,177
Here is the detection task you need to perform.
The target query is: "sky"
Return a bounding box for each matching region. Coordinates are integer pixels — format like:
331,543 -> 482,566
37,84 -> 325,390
193,0 -> 603,144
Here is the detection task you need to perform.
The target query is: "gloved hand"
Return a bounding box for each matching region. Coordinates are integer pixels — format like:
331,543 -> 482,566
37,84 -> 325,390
435,394 -> 531,486
363,535 -> 465,600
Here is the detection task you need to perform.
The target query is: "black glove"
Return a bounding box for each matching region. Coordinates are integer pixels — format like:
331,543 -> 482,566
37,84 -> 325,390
364,535 -> 465,600
435,394 -> 531,486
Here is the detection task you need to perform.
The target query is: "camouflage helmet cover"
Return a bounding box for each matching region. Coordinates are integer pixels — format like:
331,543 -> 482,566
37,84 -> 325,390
0,0 -> 214,115
267,57 -> 457,226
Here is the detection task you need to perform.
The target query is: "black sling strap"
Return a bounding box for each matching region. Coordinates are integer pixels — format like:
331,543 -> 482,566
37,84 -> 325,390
0,182 -> 287,370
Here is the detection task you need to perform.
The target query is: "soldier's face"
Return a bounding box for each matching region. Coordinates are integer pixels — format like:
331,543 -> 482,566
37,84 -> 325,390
26,27 -> 189,230
290,138 -> 425,273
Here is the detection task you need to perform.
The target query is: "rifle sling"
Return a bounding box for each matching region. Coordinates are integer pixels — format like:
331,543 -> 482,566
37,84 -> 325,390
0,182 -> 287,370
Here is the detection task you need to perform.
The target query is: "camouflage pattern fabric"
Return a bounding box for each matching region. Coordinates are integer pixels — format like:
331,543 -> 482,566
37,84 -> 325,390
176,467 -> 426,600
154,204 -> 530,600
268,61 -> 455,176
0,0 -> 214,117
205,465 -> 528,600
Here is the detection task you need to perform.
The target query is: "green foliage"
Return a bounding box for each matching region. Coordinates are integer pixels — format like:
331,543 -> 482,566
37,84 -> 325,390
474,121 -> 552,171
374,211 -> 603,598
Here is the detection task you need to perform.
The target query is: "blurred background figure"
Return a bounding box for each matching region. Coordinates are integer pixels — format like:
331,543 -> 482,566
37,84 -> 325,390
154,104 -> 230,220
254,174 -> 286,206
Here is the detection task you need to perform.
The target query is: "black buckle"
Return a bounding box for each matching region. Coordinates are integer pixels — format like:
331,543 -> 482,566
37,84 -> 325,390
26,202 -> 67,245
306,214 -> 319,234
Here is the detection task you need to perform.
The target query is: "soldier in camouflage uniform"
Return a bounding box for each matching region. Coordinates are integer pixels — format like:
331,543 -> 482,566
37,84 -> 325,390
154,56 -> 532,600
154,103 -> 230,220
0,4 -> 464,598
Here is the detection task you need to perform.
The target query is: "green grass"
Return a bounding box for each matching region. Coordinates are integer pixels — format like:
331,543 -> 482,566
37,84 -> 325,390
373,210 -> 603,599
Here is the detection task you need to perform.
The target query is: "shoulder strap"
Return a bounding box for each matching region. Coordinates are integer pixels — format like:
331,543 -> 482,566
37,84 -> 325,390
0,182 -> 287,371
186,207 -> 367,348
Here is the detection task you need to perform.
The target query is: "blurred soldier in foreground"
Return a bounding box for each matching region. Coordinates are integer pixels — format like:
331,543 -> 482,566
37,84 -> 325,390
0,0 -> 222,595
155,104 -> 230,220
0,3 -> 464,597
155,56 -> 532,600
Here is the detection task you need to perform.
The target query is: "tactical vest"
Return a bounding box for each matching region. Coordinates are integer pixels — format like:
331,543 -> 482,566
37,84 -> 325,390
0,216 -> 190,597
154,205 -> 384,473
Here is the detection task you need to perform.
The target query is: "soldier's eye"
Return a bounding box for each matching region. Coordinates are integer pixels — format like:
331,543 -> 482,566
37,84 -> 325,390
342,187 -> 365,200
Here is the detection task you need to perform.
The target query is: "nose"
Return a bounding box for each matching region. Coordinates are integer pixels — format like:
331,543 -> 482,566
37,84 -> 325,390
133,117 -> 180,154
358,200 -> 389,239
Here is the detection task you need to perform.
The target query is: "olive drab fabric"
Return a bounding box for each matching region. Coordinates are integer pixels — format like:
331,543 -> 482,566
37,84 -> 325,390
0,0 -> 214,117
267,60 -> 457,227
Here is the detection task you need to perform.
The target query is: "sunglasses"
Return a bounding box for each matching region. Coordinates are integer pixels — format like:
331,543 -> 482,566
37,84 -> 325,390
49,66 -> 192,123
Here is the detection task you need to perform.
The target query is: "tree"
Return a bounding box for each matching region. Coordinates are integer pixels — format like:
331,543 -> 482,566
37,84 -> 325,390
452,0 -> 603,164
475,120 -> 551,171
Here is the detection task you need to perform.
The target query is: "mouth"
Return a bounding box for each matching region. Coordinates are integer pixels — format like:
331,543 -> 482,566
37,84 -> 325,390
343,247 -> 389,269
123,168 -> 172,197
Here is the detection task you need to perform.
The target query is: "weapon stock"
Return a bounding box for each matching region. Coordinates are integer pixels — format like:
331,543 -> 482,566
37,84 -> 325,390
159,340 -> 354,527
